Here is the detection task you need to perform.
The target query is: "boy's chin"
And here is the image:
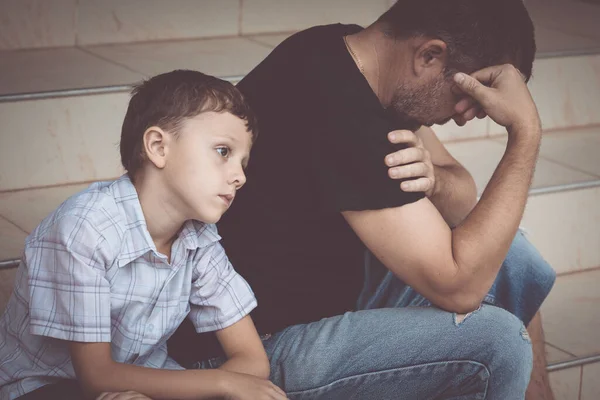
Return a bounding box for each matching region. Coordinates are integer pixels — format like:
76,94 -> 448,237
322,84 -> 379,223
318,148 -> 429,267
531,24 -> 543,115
195,213 -> 223,225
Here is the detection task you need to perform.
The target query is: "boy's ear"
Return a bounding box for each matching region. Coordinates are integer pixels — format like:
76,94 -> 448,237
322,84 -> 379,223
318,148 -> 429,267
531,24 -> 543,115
143,126 -> 170,169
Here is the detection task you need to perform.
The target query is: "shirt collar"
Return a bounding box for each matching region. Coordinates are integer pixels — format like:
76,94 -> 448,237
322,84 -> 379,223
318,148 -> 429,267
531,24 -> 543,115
112,175 -> 221,267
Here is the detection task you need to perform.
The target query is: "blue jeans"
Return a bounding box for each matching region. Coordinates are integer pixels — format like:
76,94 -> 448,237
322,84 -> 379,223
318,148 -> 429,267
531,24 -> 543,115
202,231 -> 555,399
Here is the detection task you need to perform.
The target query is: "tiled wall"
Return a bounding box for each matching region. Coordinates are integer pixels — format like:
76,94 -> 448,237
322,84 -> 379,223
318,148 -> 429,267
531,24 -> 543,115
0,0 -> 396,50
0,93 -> 128,191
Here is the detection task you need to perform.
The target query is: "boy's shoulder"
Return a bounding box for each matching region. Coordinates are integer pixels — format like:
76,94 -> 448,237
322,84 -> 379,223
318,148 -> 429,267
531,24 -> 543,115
180,220 -> 222,251
27,177 -> 131,249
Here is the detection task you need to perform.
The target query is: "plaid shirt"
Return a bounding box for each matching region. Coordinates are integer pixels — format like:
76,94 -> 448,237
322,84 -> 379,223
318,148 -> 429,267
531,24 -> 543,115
0,175 -> 257,400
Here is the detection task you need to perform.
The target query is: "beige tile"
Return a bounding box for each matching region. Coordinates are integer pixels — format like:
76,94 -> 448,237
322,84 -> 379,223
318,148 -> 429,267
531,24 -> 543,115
0,47 -> 143,96
535,127 -> 600,177
0,217 -> 27,260
488,55 -> 600,135
433,117 -> 489,142
0,268 -> 17,315
0,93 -> 128,191
241,0 -> 390,34
523,187 -> 600,275
0,184 -> 90,233
528,55 -> 600,131
535,26 -> 600,57
545,343 -> 576,364
76,0 -> 240,46
444,139 -> 597,195
527,0 -> 600,41
549,367 -> 582,400
0,0 -> 77,50
541,270 -> 600,357
86,37 -> 272,79
247,32 -> 296,48
581,362 -> 600,400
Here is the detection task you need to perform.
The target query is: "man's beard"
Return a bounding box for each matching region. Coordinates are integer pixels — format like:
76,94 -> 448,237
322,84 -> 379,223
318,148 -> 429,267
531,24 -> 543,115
386,73 -> 447,131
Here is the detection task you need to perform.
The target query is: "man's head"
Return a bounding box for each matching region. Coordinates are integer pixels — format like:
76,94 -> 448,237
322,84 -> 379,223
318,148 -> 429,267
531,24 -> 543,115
120,70 -> 257,223
375,0 -> 536,128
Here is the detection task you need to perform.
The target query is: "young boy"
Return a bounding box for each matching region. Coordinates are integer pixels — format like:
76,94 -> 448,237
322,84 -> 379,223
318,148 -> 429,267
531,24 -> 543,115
0,70 -> 287,400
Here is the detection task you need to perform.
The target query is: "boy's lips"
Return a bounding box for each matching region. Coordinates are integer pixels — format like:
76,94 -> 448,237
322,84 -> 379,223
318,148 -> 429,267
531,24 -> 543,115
219,194 -> 234,206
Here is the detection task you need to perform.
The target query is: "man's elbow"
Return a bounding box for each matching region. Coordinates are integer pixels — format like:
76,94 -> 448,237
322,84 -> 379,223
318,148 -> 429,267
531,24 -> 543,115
443,293 -> 482,314
431,278 -> 484,314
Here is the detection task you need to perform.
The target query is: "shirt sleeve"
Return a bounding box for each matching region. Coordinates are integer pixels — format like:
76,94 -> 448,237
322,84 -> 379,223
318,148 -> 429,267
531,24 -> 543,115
26,214 -> 112,343
307,43 -> 426,212
188,242 -> 257,333
311,105 -> 426,212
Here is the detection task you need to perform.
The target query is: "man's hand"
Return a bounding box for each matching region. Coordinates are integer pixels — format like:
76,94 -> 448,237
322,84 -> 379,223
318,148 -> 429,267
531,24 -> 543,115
96,391 -> 152,400
223,372 -> 288,400
385,130 -> 437,197
453,64 -> 541,135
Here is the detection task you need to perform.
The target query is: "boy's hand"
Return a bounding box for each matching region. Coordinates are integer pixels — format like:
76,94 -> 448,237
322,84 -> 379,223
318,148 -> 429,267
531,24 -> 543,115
96,391 -> 152,400
223,372 -> 288,399
385,130 -> 436,197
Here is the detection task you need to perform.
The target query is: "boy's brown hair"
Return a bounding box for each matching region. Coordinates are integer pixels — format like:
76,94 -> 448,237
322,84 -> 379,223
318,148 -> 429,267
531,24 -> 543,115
120,69 -> 258,180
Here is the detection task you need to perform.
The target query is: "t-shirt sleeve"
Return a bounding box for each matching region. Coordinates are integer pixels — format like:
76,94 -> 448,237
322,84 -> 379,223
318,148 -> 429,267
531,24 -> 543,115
311,99 -> 425,212
26,215 -> 112,343
188,242 -> 257,333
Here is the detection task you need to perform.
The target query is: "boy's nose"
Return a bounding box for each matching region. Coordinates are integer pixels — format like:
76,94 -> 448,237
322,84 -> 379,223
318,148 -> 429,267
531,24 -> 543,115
230,168 -> 247,189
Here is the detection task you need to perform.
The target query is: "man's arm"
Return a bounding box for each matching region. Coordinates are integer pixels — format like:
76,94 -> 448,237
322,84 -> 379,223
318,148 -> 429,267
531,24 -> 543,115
344,65 -> 541,313
418,126 -> 478,226
384,126 -> 478,227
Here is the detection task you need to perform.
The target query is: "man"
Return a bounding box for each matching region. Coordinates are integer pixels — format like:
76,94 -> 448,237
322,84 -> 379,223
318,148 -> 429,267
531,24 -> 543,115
170,1 -> 556,398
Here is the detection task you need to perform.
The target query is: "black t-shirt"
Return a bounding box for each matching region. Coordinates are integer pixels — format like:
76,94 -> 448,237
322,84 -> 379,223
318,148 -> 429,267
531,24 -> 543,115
218,24 -> 424,335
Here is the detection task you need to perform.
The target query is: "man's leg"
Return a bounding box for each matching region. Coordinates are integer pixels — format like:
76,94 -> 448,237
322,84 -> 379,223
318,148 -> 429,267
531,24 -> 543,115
261,305 -> 532,399
360,230 -> 556,399
491,232 -> 556,400
526,312 -> 555,400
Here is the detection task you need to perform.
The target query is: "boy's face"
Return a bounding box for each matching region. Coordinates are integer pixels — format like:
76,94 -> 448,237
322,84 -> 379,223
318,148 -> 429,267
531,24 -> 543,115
163,111 -> 252,224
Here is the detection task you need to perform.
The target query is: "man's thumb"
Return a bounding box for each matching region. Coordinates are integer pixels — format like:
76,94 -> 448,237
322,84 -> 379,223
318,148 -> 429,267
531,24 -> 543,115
454,73 -> 485,99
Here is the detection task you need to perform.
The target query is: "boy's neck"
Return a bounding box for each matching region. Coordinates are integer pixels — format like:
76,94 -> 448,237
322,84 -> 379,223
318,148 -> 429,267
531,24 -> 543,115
132,174 -> 185,259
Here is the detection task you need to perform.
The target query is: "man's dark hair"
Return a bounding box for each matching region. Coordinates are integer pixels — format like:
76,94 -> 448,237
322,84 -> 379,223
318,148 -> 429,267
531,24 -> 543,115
120,69 -> 258,179
378,0 -> 536,80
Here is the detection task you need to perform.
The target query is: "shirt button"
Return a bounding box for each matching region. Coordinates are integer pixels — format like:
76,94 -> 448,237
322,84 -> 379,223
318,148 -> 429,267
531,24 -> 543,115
148,324 -> 154,332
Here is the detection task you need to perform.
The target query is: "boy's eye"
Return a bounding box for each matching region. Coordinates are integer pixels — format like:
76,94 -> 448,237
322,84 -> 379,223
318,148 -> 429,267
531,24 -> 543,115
216,146 -> 230,158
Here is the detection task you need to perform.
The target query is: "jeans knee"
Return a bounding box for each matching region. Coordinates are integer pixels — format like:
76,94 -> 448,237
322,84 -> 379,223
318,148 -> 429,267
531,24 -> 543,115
480,306 -> 533,384
512,231 -> 556,287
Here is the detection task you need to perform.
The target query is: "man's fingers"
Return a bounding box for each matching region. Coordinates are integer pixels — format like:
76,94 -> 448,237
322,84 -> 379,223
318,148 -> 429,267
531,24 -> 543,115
453,73 -> 488,100
400,177 -> 433,193
454,97 -> 477,114
477,109 -> 487,119
386,147 -> 426,167
388,130 -> 418,146
389,162 -> 429,179
461,106 -> 479,122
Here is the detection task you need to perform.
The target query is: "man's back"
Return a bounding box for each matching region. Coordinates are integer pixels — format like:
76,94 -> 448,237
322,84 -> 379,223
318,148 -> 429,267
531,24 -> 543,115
218,24 -> 422,335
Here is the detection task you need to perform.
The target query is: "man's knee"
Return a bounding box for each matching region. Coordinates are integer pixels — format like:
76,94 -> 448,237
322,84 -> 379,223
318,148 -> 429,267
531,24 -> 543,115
468,305 -> 533,386
510,231 -> 556,288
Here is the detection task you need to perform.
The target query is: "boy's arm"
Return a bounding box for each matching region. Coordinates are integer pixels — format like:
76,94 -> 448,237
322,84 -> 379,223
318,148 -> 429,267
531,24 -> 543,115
215,315 -> 270,378
70,342 -> 228,400
70,341 -> 286,400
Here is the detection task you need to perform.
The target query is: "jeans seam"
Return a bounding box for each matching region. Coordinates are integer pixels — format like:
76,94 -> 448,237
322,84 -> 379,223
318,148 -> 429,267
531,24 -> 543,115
285,360 -> 490,398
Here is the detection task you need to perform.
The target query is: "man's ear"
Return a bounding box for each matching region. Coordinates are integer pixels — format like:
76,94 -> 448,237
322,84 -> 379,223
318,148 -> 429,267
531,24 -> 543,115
143,126 -> 170,169
413,39 -> 448,77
